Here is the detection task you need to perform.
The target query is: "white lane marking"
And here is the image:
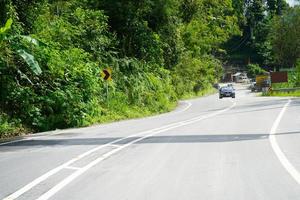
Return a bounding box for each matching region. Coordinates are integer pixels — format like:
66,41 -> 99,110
0,139 -> 29,146
173,101 -> 192,114
0,101 -> 193,147
2,133 -> 148,200
269,99 -> 300,185
3,101 -> 235,200
107,144 -> 122,148
63,166 -> 82,170
36,102 -> 236,200
135,100 -> 193,121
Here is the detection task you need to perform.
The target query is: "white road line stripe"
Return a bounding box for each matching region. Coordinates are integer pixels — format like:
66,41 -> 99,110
0,138 -> 30,146
2,134 -> 143,200
36,102 -> 236,200
0,101 -> 192,147
173,101 -> 192,114
269,99 -> 300,185
136,100 -> 193,121
63,166 -> 82,170
107,144 -> 122,148
3,101 -> 235,200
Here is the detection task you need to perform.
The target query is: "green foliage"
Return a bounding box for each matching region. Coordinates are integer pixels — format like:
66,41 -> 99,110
173,54 -> 222,96
0,113 -> 25,137
246,63 -> 266,78
271,70 -> 299,89
17,49 -> 42,75
266,0 -> 289,15
1,0 -> 241,137
295,60 -> 300,87
225,0 -> 292,69
181,0 -> 240,56
268,7 -> 300,68
246,0 -> 265,29
0,18 -> 12,36
180,0 -> 200,23
0,17 -> 42,76
265,90 -> 300,97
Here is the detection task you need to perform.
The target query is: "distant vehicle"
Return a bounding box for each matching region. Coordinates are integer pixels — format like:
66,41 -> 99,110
237,76 -> 249,83
249,82 -> 257,92
255,74 -> 270,91
233,72 -> 249,83
219,86 -> 235,99
227,83 -> 233,88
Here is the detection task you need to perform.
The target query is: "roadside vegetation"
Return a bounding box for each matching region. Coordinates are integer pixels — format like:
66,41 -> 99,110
265,91 -> 300,97
0,0 -> 299,137
0,0 -> 238,137
226,1 -> 300,70
225,1 -> 300,96
265,61 -> 300,97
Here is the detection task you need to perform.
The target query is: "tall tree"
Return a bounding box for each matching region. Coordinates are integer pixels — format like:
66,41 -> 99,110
269,7 -> 300,67
267,0 -> 289,15
267,0 -> 277,13
245,0 -> 265,39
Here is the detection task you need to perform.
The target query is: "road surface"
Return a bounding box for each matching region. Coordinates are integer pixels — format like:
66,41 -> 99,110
0,84 -> 300,200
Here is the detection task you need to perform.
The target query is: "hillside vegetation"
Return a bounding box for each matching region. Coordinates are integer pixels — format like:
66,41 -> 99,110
0,0 -> 299,137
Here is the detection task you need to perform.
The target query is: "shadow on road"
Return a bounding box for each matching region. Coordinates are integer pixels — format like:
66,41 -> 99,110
223,99 -> 300,115
1,131 -> 299,149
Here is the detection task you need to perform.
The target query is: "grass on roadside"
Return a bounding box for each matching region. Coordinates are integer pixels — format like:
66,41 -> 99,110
181,87 -> 217,100
0,88 -> 215,139
0,113 -> 28,139
263,90 -> 300,97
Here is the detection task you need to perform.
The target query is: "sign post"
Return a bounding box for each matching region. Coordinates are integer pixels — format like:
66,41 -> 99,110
101,68 -> 112,105
101,68 -> 112,81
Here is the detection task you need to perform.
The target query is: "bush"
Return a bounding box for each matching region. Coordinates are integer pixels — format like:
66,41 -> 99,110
0,113 -> 25,137
295,60 -> 300,87
247,63 -> 266,78
172,54 -> 222,97
0,0 -> 233,138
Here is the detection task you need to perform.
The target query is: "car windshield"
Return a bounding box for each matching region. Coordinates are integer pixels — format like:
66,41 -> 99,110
221,86 -> 232,90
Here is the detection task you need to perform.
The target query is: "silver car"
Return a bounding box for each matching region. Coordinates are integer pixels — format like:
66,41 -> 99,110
219,86 -> 235,99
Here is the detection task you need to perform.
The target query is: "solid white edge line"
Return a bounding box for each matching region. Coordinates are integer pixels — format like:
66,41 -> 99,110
1,101 -> 193,198
269,99 -> 300,185
3,100 -> 234,200
2,133 -> 145,200
0,139 -> 28,146
36,102 -> 236,200
63,166 -> 82,170
174,101 -> 192,114
0,101 -> 193,147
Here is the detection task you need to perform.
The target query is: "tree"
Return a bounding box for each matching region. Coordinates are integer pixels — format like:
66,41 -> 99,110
179,0 -> 199,23
245,0 -> 265,39
267,0 -> 289,15
269,6 -> 300,68
267,0 -> 277,13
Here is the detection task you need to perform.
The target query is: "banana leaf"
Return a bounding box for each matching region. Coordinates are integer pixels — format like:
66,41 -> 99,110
17,49 -> 42,75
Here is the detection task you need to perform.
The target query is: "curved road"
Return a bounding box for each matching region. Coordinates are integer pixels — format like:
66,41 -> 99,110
0,84 -> 300,200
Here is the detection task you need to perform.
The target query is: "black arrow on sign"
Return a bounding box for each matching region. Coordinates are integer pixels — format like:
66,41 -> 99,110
103,69 -> 110,80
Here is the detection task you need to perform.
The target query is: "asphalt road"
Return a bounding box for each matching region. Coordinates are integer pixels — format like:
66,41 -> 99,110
1,84 -> 300,200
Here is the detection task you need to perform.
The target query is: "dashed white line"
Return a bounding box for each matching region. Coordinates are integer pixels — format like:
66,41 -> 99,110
269,99 -> 300,185
3,100 -> 235,200
36,102 -> 236,200
2,133 -> 146,200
